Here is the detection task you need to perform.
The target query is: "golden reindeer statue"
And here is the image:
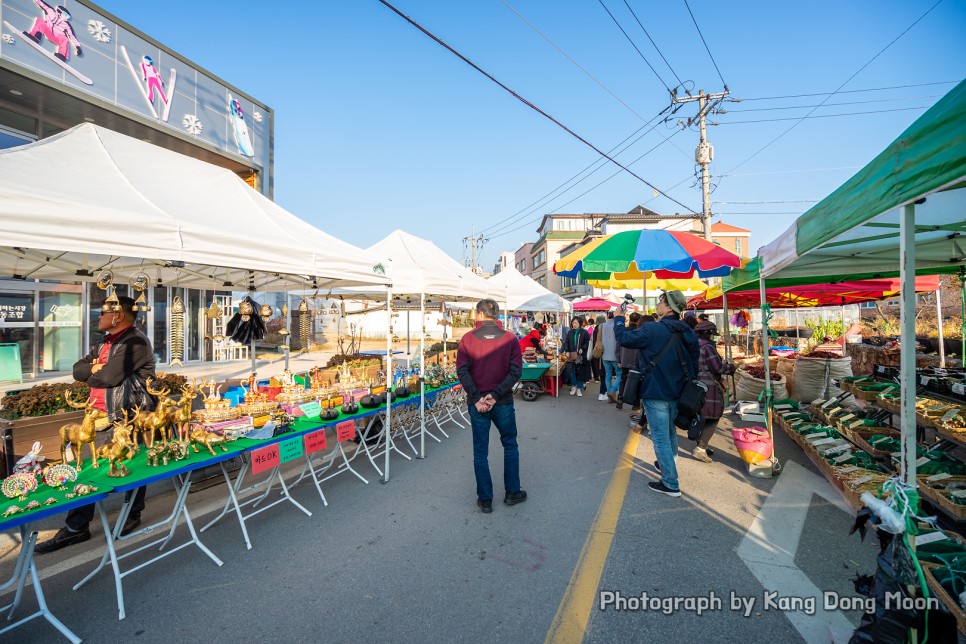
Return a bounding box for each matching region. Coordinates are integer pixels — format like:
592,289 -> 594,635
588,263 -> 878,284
61,390 -> 107,471
136,378 -> 178,447
99,410 -> 138,477
168,377 -> 202,441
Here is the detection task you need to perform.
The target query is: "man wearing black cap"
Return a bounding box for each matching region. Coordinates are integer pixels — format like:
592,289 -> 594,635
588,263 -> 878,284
614,290 -> 699,497
36,295 -> 156,553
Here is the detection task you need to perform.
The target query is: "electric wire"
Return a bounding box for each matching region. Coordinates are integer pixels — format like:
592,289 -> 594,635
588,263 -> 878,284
376,0 -> 698,214
499,0 -> 651,122
725,93 -> 944,113
738,80 -> 959,102
720,0 -> 944,176
714,166 -> 861,177
595,0 -> 671,92
715,200 -> 818,205
621,0 -> 683,87
682,0 -> 727,88
716,104 -> 930,125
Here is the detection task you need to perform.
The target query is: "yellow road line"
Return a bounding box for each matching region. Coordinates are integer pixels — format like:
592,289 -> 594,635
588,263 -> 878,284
545,428 -> 642,644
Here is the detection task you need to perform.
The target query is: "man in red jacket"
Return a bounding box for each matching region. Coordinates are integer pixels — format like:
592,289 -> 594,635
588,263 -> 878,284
456,299 -> 525,514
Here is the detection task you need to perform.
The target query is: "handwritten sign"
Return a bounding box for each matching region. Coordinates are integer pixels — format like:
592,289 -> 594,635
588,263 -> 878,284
304,429 -> 328,455
251,444 -> 280,475
927,473 -> 953,483
336,420 -> 356,442
279,436 -> 304,463
916,532 -> 949,545
953,383 -> 965,396
832,453 -> 854,464
299,401 -> 322,418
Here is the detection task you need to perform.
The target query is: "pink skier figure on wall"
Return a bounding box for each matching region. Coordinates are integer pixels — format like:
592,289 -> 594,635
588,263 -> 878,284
22,0 -> 82,63
141,55 -> 168,105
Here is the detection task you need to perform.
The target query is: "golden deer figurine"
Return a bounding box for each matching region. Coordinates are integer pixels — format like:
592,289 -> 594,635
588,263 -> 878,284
98,410 -> 137,477
136,378 -> 178,447
168,377 -> 202,441
61,390 -> 107,471
189,426 -> 229,456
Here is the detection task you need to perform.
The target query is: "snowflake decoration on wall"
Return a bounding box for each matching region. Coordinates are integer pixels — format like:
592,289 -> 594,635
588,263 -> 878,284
253,111 -> 263,123
182,114 -> 203,135
87,20 -> 112,43
2,34 -> 15,45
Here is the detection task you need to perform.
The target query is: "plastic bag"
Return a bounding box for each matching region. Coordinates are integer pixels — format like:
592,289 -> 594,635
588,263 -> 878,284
793,355 -> 853,403
735,370 -> 787,402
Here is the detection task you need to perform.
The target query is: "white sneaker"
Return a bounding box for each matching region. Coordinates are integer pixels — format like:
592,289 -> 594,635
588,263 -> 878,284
576,389 -> 583,397
597,394 -> 607,401
693,446 -> 712,463
569,387 -> 577,396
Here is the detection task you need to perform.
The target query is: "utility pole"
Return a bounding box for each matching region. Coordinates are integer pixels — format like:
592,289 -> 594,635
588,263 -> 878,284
463,225 -> 486,273
672,88 -> 730,241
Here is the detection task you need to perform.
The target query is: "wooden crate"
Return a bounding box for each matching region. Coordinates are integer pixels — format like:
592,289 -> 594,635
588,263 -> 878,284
922,562 -> 966,633
918,477 -> 966,521
853,428 -> 901,457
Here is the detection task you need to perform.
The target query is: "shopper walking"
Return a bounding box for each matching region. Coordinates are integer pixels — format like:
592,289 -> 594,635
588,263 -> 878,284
615,312 -> 641,410
599,312 -> 620,403
614,290 -> 699,497
692,321 -> 736,463
36,296 -> 156,553
456,299 -> 526,514
560,317 -> 590,396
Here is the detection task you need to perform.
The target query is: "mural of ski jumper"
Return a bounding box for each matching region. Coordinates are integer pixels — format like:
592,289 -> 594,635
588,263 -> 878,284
119,46 -> 177,121
3,1 -> 91,84
228,94 -> 254,157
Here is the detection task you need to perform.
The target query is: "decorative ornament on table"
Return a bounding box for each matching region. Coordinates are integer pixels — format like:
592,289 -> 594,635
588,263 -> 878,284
226,296 -> 267,345
13,441 -> 45,478
3,505 -> 22,517
129,272 -> 151,312
43,463 -> 78,489
2,472 -> 38,500
98,410 -> 138,477
64,483 -> 98,500
96,269 -> 121,313
60,389 -> 106,471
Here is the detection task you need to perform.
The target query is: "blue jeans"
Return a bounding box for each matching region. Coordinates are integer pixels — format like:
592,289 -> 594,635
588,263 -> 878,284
565,364 -> 585,390
603,360 -> 621,395
469,402 -> 521,501
644,399 -> 679,491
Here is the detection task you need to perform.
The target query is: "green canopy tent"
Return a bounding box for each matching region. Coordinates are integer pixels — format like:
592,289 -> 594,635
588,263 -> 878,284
756,78 -> 966,490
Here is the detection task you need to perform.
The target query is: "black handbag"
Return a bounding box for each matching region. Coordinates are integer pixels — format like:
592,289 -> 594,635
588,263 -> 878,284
672,339 -> 708,419
620,369 -> 642,405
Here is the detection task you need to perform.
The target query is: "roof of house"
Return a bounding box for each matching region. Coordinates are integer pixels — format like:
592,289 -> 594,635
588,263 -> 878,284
711,221 -> 751,234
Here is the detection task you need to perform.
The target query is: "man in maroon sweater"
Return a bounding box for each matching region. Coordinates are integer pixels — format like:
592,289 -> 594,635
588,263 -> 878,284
456,299 -> 526,514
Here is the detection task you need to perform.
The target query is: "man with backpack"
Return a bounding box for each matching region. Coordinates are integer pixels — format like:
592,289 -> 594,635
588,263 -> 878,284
613,291 -> 699,497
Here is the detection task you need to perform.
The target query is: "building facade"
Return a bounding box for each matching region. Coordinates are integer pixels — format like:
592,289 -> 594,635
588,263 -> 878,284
514,242 -> 535,277
529,214 -> 600,293
0,0 -> 273,379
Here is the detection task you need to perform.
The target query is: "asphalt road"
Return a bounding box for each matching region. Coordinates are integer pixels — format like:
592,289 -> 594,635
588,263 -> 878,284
1,385 -> 879,643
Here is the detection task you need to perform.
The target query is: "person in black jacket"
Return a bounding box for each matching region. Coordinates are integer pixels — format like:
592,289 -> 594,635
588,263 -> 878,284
614,291 -> 699,498
560,317 -> 591,397
36,296 -> 156,553
456,299 -> 525,514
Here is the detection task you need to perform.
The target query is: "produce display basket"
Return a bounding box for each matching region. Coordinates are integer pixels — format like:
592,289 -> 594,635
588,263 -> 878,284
917,476 -> 966,521
921,562 -> 966,634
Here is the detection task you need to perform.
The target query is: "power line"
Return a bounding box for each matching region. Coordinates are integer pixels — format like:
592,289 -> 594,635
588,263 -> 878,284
499,0 -> 650,122
596,0 -> 671,92
726,93 -> 944,113
738,79 -> 959,102
714,166 -> 861,178
682,0 -> 727,89
716,211 -> 803,215
621,0 -> 683,88
377,0 -> 698,214
717,104 -> 930,125
714,200 -> 818,205
478,114 -> 665,235
720,0 -> 944,176
486,125 -> 687,239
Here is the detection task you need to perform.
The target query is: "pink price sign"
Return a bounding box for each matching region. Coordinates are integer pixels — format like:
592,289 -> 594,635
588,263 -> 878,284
250,444 -> 280,475
304,429 -> 328,455
336,420 -> 356,442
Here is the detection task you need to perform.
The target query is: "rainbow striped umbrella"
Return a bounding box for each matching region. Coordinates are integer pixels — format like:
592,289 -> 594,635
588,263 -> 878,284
554,229 -> 742,280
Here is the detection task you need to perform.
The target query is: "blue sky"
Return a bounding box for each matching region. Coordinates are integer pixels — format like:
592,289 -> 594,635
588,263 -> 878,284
95,0 -> 965,269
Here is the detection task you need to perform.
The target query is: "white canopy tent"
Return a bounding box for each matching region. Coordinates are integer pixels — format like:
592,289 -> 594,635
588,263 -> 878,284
487,267 -> 572,313
0,124 -> 391,291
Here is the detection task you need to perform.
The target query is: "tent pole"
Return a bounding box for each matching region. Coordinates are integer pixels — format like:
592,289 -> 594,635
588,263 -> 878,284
961,266 -> 965,365
794,309 -> 800,352
283,291 -> 290,372
722,290 -> 732,361
900,204 -> 917,488
406,309 -> 411,371
936,289 -> 946,368
419,292 -> 426,459
383,287 -> 393,484
759,270 -> 773,439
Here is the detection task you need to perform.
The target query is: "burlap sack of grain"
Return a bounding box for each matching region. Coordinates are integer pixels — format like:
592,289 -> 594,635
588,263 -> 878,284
735,369 -> 787,402
792,355 -> 854,403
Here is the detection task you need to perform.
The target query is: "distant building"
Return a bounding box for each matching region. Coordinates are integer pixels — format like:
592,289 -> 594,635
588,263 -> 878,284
529,214 -> 602,293
492,251 -> 515,274
515,242 -> 535,277
709,221 -> 751,258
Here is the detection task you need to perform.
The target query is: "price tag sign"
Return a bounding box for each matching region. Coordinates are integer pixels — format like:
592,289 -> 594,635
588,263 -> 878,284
941,408 -> 962,422
336,420 -> 356,442
250,444 -> 280,475
811,437 -> 837,446
299,401 -> 322,418
914,456 -> 931,467
832,453 -> 854,464
851,475 -> 874,486
823,443 -> 851,456
921,376 -> 932,386
850,419 -> 865,429
951,489 -> 966,499
838,466 -> 861,474
869,435 -> 892,445
916,532 -> 949,545
279,436 -> 304,464
775,404 -> 794,411
953,383 -> 965,395
927,473 -> 954,483
839,414 -> 856,423
304,429 -> 328,455
821,399 -> 837,409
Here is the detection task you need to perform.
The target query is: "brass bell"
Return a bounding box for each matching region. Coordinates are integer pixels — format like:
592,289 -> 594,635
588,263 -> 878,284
213,333 -> 225,342
259,304 -> 273,320
172,296 -> 186,314
279,327 -> 290,336
238,300 -> 254,321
